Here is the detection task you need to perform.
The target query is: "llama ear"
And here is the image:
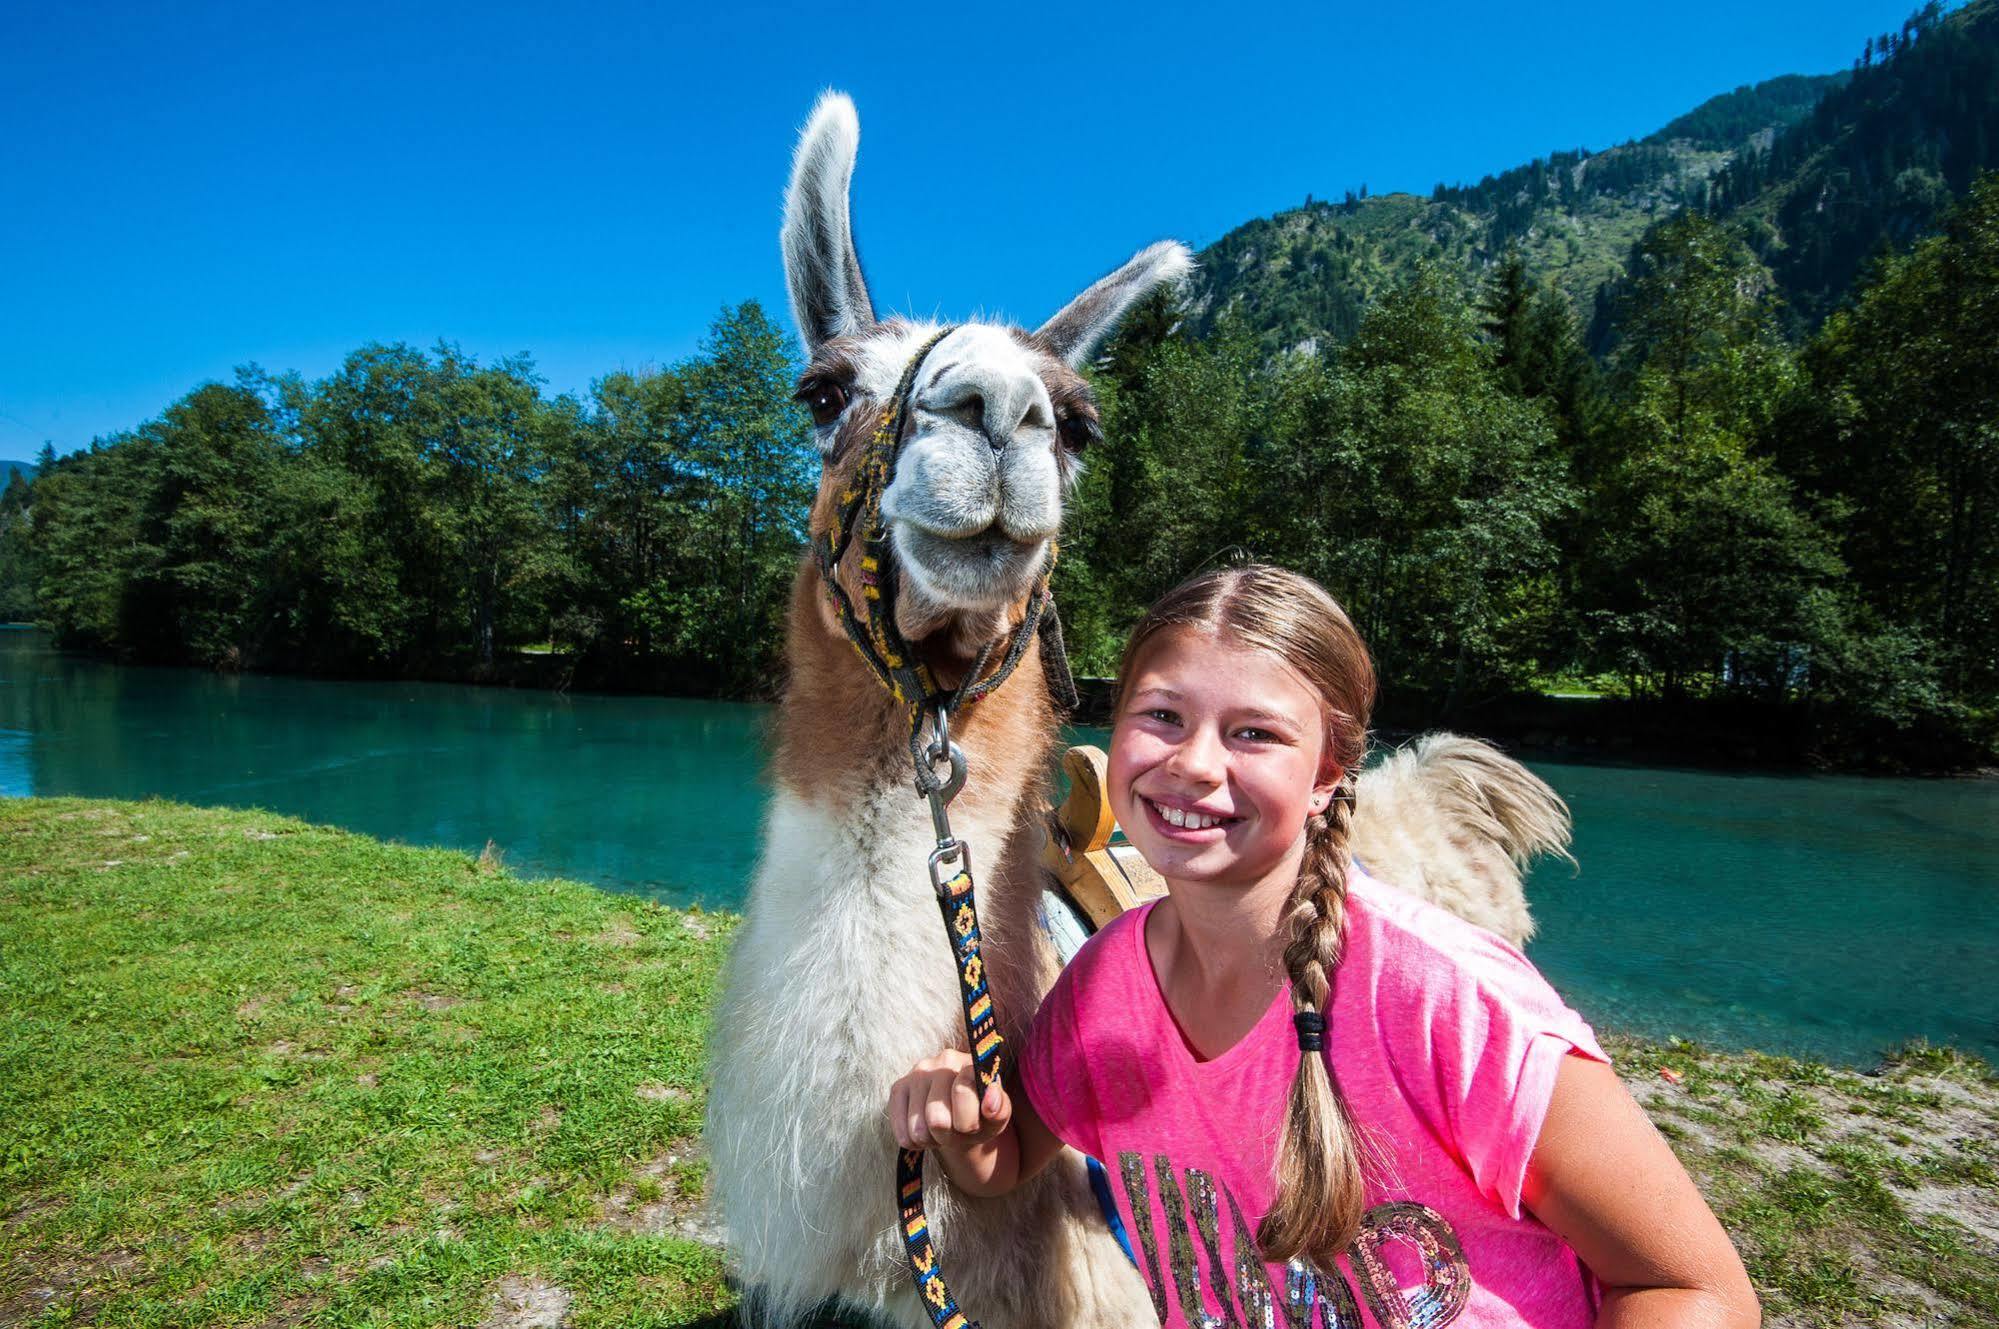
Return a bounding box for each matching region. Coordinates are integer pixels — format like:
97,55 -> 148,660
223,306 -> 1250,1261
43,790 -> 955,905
1036,240 -> 1195,367
782,91 -> 877,353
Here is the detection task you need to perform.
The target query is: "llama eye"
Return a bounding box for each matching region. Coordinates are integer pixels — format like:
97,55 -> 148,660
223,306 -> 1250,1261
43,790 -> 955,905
798,378 -> 850,427
1057,415 -> 1100,454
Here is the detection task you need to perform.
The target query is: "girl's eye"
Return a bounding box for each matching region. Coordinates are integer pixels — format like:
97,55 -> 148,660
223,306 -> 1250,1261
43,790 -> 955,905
798,378 -> 850,427
1144,708 -> 1180,726
1235,727 -> 1277,743
1057,415 -> 1101,454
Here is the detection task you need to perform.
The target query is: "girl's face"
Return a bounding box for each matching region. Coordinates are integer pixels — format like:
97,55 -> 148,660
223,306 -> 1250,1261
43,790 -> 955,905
1109,627 -> 1341,891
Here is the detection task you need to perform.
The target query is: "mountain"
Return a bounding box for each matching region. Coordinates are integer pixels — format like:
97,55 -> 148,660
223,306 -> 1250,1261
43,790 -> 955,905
1187,0 -> 1997,353
1705,0 -> 1999,326
0,460 -> 38,485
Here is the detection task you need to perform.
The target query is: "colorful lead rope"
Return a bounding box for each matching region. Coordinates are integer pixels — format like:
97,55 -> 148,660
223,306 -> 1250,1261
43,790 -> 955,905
896,866 -> 1005,1329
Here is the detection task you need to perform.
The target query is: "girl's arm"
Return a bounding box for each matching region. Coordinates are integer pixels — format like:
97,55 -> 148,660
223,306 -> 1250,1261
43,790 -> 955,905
887,1050 -> 1065,1197
1523,1055 -> 1760,1329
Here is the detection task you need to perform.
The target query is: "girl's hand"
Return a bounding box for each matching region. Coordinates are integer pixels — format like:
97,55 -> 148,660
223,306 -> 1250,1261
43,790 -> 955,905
888,1050 -> 1011,1153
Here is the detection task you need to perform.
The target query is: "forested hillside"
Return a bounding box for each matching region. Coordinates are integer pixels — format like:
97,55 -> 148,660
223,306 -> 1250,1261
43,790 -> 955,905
1187,70 -> 1839,353
1192,0 -> 1997,353
1703,0 -> 1999,326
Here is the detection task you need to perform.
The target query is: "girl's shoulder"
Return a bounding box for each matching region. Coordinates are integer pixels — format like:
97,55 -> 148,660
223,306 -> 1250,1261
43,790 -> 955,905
1343,867 -> 1530,969
1342,871 -> 1609,1224
1341,869 -> 1594,1042
1038,899 -> 1155,1017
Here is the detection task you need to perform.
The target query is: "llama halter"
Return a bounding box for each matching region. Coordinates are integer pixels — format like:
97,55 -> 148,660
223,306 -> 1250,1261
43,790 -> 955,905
813,325 -> 1073,765
812,327 -> 1065,1329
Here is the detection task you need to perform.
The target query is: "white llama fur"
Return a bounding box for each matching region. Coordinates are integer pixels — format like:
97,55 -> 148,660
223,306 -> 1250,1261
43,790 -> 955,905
710,790 -> 1154,1328
1351,733 -> 1575,947
708,91 -> 1575,1329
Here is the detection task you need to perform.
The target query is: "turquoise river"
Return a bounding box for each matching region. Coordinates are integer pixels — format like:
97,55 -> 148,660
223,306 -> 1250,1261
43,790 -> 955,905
3,628 -> 1993,1067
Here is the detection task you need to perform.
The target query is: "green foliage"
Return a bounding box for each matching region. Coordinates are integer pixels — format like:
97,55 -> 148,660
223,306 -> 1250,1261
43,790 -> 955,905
16,303 -> 812,694
1269,268 -> 1571,700
677,302 -> 817,691
1576,216 -> 1842,697
0,467 -> 37,622
1791,173 -> 1999,711
26,437 -> 155,653
543,300 -> 813,693
1061,267 -> 1570,706
138,379 -> 291,663
294,343 -> 557,668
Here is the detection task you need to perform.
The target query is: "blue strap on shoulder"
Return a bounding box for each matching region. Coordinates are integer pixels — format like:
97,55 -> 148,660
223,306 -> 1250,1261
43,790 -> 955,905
1085,1155 -> 1138,1267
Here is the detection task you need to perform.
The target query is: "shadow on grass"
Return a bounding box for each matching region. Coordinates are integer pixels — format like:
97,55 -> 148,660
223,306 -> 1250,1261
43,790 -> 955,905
680,1303 -> 890,1329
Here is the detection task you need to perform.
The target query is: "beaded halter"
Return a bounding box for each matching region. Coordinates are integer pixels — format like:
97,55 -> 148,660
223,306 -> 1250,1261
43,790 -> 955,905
813,327 -> 1068,778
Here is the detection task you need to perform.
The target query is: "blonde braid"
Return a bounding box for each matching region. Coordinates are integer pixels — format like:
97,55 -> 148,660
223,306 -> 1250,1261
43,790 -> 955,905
1256,775 -> 1368,1267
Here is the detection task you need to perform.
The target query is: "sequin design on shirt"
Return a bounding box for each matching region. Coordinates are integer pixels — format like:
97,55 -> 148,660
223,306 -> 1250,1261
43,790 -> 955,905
1348,1203 -> 1471,1329
1118,1152 -> 1171,1324
1222,1186 -> 1364,1329
1185,1169 -> 1245,1329
1156,1155 -> 1228,1328
1117,1153 -> 1470,1328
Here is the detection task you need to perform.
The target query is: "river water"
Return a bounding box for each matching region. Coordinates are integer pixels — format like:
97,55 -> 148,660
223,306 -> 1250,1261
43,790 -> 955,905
3,628 -> 1992,1066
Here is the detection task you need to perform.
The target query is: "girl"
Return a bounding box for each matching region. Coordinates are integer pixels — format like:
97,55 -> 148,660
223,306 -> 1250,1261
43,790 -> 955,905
889,565 -> 1758,1329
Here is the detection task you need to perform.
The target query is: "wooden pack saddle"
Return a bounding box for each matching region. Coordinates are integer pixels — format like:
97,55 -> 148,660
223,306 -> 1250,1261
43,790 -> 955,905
1041,745 -> 1167,930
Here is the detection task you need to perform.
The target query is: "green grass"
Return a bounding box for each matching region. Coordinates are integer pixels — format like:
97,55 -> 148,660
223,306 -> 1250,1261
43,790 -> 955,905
3,799 -> 1995,1327
1532,670 -> 1635,701
1609,1034 -> 1999,1327
0,798 -> 733,1327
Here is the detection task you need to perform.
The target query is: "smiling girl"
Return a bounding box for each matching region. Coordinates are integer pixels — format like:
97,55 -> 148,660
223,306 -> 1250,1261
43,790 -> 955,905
888,564 -> 1758,1328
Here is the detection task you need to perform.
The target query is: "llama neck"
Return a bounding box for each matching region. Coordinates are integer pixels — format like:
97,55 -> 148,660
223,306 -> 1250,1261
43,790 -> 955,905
772,561 -> 1053,823
769,561 -> 1058,1018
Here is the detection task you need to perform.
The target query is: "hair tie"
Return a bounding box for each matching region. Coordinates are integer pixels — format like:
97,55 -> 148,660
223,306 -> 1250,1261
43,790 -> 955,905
1293,1011 -> 1325,1052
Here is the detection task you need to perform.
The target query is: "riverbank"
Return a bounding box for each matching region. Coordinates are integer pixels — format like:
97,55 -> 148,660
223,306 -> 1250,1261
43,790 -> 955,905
25,628 -> 1995,776
2,800 -> 1994,1327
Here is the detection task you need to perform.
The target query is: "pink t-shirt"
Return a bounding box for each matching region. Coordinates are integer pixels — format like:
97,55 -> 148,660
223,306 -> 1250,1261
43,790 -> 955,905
1020,871 -> 1609,1329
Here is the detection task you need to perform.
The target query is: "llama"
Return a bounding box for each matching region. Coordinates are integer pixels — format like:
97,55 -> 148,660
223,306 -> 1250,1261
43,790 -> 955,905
707,92 -> 1574,1329
706,91 -> 1172,1329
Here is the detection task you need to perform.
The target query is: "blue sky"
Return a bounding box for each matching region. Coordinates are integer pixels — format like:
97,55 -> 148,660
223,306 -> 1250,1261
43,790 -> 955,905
2,0 -> 1922,458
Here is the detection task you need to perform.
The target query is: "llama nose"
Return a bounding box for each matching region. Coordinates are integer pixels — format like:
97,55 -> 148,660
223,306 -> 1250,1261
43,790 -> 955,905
928,360 -> 1048,453
979,374 -> 1043,453
954,394 -> 1004,451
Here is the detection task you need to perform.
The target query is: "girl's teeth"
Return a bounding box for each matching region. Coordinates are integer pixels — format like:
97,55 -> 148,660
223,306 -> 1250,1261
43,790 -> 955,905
1156,801 -> 1221,830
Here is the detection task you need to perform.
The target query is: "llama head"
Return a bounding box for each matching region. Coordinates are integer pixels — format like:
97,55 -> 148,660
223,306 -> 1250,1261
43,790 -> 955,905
782,91 -> 1192,662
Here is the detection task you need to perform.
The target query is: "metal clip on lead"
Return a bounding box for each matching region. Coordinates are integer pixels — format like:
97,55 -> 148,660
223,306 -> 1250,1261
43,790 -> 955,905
920,704 -> 970,892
